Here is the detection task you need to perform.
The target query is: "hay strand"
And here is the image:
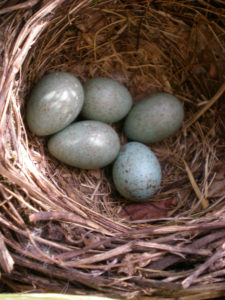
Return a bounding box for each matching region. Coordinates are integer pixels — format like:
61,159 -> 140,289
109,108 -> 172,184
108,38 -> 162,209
183,160 -> 209,209
183,81 -> 225,131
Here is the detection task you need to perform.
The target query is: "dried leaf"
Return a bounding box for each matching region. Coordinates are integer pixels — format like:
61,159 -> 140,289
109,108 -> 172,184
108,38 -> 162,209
117,198 -> 177,221
208,164 -> 225,198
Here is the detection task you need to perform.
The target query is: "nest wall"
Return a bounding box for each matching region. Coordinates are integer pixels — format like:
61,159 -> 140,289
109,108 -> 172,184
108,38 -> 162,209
0,0 -> 225,298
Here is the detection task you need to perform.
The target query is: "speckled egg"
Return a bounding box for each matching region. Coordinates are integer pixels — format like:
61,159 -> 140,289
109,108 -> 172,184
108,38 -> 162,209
81,77 -> 133,123
124,93 -> 184,143
112,142 -> 162,201
26,72 -> 84,136
48,120 -> 120,169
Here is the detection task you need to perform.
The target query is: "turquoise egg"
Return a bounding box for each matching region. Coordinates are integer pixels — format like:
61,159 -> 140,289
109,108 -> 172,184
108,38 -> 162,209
112,142 -> 162,201
48,120 -> 120,169
124,93 -> 184,143
26,72 -> 84,136
81,77 -> 132,123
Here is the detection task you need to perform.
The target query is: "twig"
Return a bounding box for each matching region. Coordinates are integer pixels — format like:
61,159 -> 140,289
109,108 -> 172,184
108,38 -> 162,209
182,243 -> 225,288
184,81 -> 225,131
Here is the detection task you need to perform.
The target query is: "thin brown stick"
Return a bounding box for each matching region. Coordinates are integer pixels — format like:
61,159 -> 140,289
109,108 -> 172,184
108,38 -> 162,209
0,0 -> 39,15
184,82 -> 225,131
182,243 -> 225,289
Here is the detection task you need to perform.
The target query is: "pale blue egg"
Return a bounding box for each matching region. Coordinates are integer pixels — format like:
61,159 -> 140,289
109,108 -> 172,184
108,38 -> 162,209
124,93 -> 184,143
112,142 -> 162,201
48,120 -> 120,169
26,72 -> 84,136
81,77 -> 132,123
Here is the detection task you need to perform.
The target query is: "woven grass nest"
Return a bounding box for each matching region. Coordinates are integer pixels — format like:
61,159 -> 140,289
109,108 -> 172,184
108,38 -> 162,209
0,0 -> 225,299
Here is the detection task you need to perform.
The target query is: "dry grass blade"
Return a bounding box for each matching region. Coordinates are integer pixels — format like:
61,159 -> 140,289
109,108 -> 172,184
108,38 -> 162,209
0,0 -> 39,15
69,243 -> 133,267
183,160 -> 209,209
184,81 -> 225,131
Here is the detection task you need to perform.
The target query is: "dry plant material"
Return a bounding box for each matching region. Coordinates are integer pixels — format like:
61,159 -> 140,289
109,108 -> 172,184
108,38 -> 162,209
0,0 -> 225,298
0,232 -> 14,273
0,0 -> 39,15
183,82 -> 225,131
183,160 -> 209,209
117,198 -> 177,221
208,162 -> 225,198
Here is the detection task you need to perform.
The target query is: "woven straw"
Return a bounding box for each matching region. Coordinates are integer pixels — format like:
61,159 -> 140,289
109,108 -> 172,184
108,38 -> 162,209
0,0 -> 225,298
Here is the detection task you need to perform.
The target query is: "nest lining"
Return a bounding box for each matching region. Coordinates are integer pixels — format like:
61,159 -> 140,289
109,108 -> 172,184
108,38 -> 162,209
0,0 -> 225,298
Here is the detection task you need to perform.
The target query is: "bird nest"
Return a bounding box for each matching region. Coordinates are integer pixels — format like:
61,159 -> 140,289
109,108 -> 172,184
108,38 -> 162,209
0,0 -> 225,299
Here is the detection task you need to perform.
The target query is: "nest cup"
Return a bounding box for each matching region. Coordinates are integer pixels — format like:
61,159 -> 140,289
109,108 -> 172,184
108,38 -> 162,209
0,0 -> 225,298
